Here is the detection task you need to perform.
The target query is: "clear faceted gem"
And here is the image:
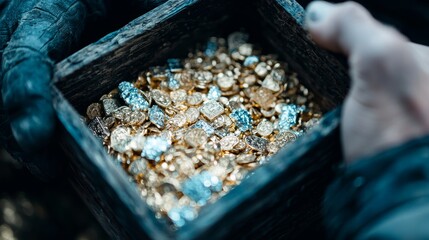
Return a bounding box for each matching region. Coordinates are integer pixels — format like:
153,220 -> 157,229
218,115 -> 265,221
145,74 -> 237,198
184,128 -> 208,148
152,89 -> 171,108
141,136 -> 170,162
262,75 -> 281,92
170,89 -> 187,104
118,81 -> 149,110
256,120 -> 274,137
110,127 -> 132,153
255,62 -> 268,77
244,135 -> 268,152
275,130 -> 298,146
169,113 -> 187,128
207,86 -> 221,101
270,68 -> 286,83
187,92 -> 203,105
230,109 -> 253,132
219,135 -> 239,151
200,101 -> 224,121
149,105 -> 165,128
216,74 -> 235,90
102,99 -> 121,116
190,120 -> 215,135
236,154 -> 257,164
250,87 -> 276,109
185,107 -> 200,124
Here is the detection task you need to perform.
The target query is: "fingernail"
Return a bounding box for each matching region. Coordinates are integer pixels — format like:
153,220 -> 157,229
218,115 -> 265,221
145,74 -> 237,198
305,1 -> 334,24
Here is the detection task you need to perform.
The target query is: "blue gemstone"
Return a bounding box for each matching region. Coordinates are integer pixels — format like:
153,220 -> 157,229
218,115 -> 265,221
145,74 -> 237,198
207,86 -> 222,101
167,58 -> 182,72
182,171 -> 222,205
230,109 -> 253,132
141,136 -> 170,162
167,71 -> 181,90
149,105 -> 165,128
190,120 -> 215,135
168,206 -> 197,227
278,104 -> 305,131
205,40 -> 218,57
243,56 -> 259,66
118,81 -> 149,111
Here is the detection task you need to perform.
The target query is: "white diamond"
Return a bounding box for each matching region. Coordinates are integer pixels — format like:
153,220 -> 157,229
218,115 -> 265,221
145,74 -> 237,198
200,101 -> 224,121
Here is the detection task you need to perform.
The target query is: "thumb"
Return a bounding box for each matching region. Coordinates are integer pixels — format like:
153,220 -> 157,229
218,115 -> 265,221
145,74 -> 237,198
305,1 -> 429,161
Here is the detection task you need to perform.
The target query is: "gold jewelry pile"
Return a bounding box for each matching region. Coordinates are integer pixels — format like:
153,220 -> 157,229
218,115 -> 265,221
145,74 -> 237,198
85,32 -> 322,228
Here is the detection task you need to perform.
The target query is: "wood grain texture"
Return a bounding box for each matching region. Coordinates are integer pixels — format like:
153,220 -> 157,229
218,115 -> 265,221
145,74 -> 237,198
53,0 -> 347,239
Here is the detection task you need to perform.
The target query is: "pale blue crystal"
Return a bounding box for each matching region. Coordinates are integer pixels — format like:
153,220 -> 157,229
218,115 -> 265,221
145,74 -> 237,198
118,81 -> 149,111
167,58 -> 182,72
182,171 -> 222,205
205,40 -> 218,57
278,104 -> 305,131
207,86 -> 221,101
230,109 -> 253,132
141,136 -> 170,162
149,105 -> 165,128
190,120 -> 215,135
243,56 -> 259,66
167,71 -> 181,90
168,206 -> 197,228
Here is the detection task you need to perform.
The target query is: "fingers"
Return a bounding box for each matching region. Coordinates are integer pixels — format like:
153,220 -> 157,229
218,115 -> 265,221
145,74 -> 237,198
1,0 -> 87,152
305,1 -> 428,103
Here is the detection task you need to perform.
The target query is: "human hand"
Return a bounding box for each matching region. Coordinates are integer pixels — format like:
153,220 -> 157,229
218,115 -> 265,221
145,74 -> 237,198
305,1 -> 429,162
0,0 -> 164,179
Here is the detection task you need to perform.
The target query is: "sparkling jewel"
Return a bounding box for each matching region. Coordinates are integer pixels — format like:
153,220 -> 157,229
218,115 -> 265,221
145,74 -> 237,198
152,89 -> 172,108
118,81 -> 149,110
149,105 -> 165,128
200,101 -> 224,121
219,135 -> 239,151
184,128 -> 208,148
245,135 -> 269,152
278,104 -> 304,131
102,99 -> 121,116
207,86 -> 222,101
182,171 -> 222,205
141,136 -> 170,162
243,55 -> 259,67
191,120 -> 215,135
256,120 -> 274,136
230,109 -> 253,132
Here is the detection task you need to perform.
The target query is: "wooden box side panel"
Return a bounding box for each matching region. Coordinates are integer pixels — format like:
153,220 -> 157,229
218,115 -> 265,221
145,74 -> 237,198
53,89 -> 172,240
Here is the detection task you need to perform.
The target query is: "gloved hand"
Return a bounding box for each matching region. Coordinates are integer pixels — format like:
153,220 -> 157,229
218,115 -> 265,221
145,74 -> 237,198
0,0 -> 165,180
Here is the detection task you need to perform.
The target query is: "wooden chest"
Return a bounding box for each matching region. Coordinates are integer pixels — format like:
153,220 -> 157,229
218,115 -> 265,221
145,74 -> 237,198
52,0 -> 349,239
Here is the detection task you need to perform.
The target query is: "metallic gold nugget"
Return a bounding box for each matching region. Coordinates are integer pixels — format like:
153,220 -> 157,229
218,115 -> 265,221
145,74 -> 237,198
85,32 -> 322,228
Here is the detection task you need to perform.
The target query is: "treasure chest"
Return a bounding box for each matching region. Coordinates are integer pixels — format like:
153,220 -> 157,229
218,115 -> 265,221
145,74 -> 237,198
52,0 -> 349,239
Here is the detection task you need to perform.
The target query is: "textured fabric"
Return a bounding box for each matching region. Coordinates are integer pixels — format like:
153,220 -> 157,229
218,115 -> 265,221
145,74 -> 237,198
324,135 -> 429,239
